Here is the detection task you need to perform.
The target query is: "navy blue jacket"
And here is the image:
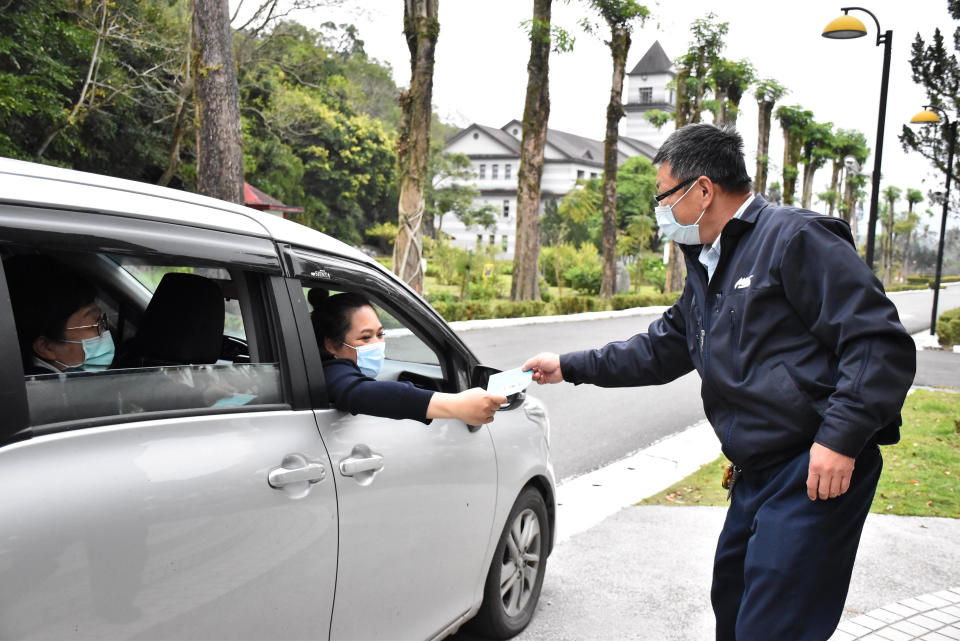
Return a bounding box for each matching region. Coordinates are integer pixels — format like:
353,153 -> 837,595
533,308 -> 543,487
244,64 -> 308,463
323,358 -> 434,424
561,196 -> 916,470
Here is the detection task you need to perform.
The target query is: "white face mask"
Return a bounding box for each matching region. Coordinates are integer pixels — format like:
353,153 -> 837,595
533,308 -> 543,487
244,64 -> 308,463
342,340 -> 385,378
655,181 -> 706,245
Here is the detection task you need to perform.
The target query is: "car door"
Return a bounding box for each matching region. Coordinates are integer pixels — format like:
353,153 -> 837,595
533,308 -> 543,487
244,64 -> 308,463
285,248 -> 499,641
0,208 -> 338,640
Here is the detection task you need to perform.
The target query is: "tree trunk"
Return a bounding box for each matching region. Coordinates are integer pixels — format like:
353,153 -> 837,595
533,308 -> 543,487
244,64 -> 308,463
192,0 -> 244,204
800,162 -> 817,209
393,0 -> 439,294
675,68 -> 690,127
755,100 -> 773,196
781,129 -> 797,206
599,25 -> 630,298
511,0 -> 551,301
826,160 -> 841,216
664,241 -> 685,293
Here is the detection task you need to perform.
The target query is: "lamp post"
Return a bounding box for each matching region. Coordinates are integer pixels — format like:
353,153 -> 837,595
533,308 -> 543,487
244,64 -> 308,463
823,7 -> 892,272
909,106 -> 956,336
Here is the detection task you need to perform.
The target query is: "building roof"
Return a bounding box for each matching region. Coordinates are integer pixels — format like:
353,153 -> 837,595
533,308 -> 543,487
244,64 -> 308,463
445,123 -> 521,154
545,127 -> 628,166
619,136 -> 659,159
629,40 -> 674,77
243,182 -> 304,214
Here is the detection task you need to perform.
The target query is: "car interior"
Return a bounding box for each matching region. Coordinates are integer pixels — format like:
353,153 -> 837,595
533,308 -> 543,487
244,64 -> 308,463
1,246 -> 282,428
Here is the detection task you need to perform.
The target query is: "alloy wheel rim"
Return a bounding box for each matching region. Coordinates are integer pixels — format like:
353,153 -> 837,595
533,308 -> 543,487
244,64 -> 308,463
499,507 -> 541,617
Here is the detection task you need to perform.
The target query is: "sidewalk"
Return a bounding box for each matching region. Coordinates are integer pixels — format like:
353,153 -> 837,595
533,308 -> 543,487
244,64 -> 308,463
510,411 -> 960,641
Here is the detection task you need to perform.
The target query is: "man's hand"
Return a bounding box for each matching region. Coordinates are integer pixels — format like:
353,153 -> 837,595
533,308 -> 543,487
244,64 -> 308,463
521,352 -> 563,385
807,442 -> 855,500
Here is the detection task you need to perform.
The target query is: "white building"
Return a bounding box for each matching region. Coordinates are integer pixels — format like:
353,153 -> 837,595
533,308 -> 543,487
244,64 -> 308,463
439,42 -> 675,259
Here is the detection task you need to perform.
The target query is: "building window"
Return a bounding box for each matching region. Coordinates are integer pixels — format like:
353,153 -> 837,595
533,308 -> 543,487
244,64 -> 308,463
489,234 -> 495,246
503,200 -> 510,218
639,87 -> 653,104
476,234 -> 483,247
505,164 -> 512,180
479,164 -> 486,179
492,164 -> 499,179
577,170 -> 585,180
502,235 -> 508,252
590,172 -> 598,179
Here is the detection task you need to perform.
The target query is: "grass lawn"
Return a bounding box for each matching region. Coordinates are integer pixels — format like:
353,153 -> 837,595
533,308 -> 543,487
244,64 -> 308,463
640,389 -> 960,518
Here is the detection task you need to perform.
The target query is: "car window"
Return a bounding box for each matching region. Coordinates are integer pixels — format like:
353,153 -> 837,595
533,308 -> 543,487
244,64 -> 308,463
301,285 -> 441,368
3,247 -> 284,429
112,258 -> 246,339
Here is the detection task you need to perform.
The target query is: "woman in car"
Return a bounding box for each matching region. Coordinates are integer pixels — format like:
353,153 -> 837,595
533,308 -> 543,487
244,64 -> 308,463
5,255 -> 114,375
310,289 -> 505,425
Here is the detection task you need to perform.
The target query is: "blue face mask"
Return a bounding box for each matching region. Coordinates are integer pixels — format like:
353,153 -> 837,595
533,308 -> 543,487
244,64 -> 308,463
655,181 -> 706,245
56,330 -> 115,372
343,340 -> 385,378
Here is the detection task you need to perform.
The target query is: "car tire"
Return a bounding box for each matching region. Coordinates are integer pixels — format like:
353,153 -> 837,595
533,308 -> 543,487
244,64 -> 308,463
470,486 -> 549,639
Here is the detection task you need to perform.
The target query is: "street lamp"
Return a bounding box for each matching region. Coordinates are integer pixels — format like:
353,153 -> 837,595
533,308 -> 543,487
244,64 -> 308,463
909,106 -> 956,336
823,7 -> 892,272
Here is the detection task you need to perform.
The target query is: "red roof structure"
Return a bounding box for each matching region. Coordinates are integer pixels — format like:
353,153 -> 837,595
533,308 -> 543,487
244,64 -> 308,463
243,182 -> 304,217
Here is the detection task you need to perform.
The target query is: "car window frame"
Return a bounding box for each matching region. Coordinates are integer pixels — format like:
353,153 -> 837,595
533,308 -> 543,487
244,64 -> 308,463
0,206 -> 305,444
282,245 -> 479,401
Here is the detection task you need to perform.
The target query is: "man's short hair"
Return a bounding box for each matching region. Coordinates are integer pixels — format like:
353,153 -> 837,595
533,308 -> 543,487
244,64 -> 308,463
653,123 -> 752,193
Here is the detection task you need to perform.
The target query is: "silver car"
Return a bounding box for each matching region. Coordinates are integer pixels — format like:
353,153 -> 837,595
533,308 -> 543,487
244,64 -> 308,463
0,158 -> 555,640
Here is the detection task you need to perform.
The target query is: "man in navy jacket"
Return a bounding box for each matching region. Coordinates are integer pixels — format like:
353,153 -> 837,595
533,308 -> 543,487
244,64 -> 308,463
523,124 -> 915,641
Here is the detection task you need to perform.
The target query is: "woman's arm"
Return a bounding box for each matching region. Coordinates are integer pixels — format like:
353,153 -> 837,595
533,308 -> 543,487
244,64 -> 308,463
427,388 -> 507,425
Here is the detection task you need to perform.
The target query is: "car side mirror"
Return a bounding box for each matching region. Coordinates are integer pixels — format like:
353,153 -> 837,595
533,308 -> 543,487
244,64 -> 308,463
471,364 -> 525,412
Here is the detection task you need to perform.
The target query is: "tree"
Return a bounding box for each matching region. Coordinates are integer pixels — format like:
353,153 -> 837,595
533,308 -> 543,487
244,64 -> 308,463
193,0 -> 244,203
825,128 -> 869,218
752,78 -> 788,197
881,185 -> 902,284
898,3 -> 960,214
774,104 -> 813,206
393,0 -> 439,294
426,152 -> 495,236
583,0 -> 649,297
708,58 -> 754,127
898,188 -> 923,278
799,120 -> 833,209
665,12 -> 728,292
512,0 -> 572,300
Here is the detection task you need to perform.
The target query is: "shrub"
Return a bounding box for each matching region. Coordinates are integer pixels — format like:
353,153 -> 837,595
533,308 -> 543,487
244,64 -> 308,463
551,296 -> 610,315
936,307 -> 960,347
564,264 -> 602,295
538,277 -> 553,302
426,291 -> 457,304
610,292 -> 677,310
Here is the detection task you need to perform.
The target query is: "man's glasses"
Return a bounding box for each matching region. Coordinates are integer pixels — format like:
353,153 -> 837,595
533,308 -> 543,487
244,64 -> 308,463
65,313 -> 109,338
653,177 -> 696,204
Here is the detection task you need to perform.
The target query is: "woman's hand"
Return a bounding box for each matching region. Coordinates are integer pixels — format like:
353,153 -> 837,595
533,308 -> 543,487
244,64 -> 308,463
427,387 -> 507,425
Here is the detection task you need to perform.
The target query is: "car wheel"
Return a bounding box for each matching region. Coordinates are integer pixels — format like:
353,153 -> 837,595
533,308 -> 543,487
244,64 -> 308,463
470,487 -> 549,639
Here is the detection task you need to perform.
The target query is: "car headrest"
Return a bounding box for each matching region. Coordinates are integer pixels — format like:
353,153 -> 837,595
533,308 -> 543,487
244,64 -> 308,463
132,272 -> 224,365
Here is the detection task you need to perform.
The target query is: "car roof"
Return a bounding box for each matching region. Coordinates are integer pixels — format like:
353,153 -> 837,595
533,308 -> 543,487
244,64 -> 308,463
0,156 -> 372,264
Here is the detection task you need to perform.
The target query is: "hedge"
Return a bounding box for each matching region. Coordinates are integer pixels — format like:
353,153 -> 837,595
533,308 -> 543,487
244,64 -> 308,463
429,292 -> 679,322
936,307 -> 960,347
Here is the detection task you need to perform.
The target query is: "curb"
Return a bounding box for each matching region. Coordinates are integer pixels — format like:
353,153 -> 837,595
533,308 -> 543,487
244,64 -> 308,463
447,305 -> 670,333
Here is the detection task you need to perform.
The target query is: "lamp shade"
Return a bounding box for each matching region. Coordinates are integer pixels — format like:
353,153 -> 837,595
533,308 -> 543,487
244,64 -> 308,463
910,109 -> 941,124
822,14 -> 867,39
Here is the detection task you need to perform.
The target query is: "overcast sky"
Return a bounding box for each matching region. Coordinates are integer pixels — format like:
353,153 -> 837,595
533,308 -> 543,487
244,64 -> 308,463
280,0 -> 955,227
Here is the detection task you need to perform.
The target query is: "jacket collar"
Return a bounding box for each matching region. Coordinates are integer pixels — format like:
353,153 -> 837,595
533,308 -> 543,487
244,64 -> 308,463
721,194 -> 768,238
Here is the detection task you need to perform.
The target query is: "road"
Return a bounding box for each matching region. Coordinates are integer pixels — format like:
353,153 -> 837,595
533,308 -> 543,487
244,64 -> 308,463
457,283 -> 960,482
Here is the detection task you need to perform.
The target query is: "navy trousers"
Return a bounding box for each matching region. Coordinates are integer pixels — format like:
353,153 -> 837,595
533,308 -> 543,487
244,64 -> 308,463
711,445 -> 882,641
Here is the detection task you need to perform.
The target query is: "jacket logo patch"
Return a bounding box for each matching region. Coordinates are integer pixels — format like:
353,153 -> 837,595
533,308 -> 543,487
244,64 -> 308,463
734,275 -> 753,289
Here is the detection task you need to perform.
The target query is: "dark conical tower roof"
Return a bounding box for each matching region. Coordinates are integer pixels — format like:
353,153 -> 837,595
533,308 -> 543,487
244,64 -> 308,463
629,40 -> 673,76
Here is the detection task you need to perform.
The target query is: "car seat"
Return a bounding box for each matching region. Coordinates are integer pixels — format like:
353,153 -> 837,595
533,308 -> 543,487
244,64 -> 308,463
115,272 -> 224,368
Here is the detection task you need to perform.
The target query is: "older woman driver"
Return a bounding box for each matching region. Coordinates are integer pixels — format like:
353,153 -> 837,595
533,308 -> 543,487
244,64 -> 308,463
311,290 -> 505,425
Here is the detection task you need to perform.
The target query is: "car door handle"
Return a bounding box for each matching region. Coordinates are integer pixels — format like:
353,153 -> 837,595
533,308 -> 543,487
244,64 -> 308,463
268,458 -> 326,488
339,454 -> 384,476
